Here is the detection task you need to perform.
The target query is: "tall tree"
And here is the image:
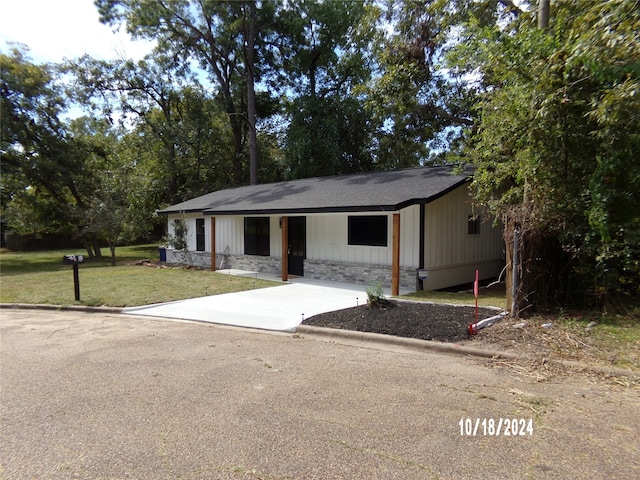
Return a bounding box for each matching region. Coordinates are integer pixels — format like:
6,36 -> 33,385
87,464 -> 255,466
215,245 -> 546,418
68,54 -> 235,204
1,45 -> 71,209
274,0 -> 376,177
95,0 -> 270,185
446,0 -> 640,307
365,0 -> 478,169
1,45 -> 105,255
243,1 -> 259,184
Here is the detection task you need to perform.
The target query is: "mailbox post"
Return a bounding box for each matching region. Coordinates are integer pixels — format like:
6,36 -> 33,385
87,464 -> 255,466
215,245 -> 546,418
63,255 -> 84,301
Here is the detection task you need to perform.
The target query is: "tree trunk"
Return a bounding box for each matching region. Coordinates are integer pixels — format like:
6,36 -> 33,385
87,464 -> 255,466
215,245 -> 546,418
245,1 -> 258,185
231,112 -> 244,186
92,237 -> 103,259
83,238 -> 95,258
505,218 -> 513,313
109,242 -> 116,266
538,0 -> 550,29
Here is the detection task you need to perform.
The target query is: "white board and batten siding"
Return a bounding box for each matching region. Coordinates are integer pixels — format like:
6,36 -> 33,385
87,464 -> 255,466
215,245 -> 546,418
306,212 -> 402,266
166,214 -> 283,257
166,182 -> 504,290
422,184 -> 503,290
167,212 -> 411,265
165,212 -> 208,252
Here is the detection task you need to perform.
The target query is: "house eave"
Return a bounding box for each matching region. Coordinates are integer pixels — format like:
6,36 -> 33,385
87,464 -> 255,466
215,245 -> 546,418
203,204 -> 399,216
156,208 -> 208,216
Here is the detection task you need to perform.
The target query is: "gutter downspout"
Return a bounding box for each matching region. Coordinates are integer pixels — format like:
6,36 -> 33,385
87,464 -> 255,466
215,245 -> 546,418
418,204 -> 426,291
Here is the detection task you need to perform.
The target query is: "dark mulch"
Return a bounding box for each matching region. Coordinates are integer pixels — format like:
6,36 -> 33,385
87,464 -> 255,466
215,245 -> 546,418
303,299 -> 500,343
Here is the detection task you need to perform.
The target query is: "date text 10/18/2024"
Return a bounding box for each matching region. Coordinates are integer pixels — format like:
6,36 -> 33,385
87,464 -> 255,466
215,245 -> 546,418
459,418 -> 534,436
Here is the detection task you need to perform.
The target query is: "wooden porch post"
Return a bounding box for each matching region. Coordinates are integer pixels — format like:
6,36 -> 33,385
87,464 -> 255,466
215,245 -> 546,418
392,213 -> 400,296
210,216 -> 216,271
281,216 -> 288,282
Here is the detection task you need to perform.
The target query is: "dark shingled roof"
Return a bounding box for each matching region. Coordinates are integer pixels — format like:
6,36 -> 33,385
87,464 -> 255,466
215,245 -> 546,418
157,165 -> 472,216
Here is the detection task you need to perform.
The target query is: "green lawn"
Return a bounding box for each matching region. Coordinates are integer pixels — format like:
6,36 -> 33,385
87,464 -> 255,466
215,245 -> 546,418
0,245 -> 280,307
402,284 -> 506,309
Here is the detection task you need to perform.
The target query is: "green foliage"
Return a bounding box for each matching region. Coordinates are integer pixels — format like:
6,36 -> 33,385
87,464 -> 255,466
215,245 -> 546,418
284,95 -> 374,178
366,281 -> 386,306
94,0 -> 269,185
167,219 -> 188,251
67,55 -> 238,204
276,0 -> 375,178
364,0 -> 476,167
444,0 -> 640,304
1,45 -> 71,211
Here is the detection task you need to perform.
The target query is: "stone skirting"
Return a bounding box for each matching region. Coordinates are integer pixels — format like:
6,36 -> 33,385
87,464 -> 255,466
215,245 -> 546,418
164,249 -> 418,291
303,259 -> 417,291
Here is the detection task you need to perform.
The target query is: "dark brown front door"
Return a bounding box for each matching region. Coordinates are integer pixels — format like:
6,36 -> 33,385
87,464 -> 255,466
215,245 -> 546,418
287,216 -> 306,276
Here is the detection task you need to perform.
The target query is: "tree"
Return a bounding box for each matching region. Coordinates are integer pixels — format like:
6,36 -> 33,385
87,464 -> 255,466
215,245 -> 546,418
68,116 -> 155,265
243,1 -> 259,184
364,0 -> 477,169
1,45 -> 71,210
284,94 -> 374,178
95,0 -> 272,185
274,0 -> 376,177
1,46 -> 105,256
445,0 -> 640,308
68,54 -> 236,204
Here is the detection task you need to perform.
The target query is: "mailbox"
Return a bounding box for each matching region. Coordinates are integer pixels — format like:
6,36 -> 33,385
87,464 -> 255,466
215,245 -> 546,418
63,254 -> 84,301
63,255 -> 84,265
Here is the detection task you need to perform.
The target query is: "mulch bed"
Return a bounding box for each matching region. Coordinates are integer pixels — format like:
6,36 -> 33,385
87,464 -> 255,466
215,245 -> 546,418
303,299 -> 500,343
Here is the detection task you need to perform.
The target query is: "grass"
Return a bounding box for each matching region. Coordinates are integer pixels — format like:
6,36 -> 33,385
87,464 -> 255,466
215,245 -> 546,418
401,283 -> 506,309
402,281 -> 640,370
540,311 -> 640,371
0,245 -> 281,307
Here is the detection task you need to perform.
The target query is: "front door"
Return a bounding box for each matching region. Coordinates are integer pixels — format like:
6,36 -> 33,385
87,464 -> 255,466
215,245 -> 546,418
287,216 -> 306,276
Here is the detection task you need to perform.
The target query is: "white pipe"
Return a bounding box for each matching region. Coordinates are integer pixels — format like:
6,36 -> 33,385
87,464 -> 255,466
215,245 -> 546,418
472,312 -> 508,332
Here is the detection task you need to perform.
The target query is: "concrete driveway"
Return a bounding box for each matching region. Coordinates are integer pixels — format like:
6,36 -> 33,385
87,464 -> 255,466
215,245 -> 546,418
123,270 -> 399,331
2,308 -> 639,479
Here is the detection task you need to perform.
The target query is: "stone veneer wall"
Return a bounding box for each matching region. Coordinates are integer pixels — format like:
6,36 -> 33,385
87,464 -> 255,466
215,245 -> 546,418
165,249 -> 281,274
303,259 -> 417,291
165,249 -> 417,291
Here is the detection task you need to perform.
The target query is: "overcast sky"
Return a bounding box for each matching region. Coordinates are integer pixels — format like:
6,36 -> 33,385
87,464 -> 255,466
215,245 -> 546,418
0,0 -> 154,63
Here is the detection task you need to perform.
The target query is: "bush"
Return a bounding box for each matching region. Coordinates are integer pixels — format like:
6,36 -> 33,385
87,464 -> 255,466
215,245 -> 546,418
366,281 -> 387,307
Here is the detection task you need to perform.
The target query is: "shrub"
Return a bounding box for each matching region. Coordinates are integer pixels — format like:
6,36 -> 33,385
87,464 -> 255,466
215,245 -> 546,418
366,281 -> 387,307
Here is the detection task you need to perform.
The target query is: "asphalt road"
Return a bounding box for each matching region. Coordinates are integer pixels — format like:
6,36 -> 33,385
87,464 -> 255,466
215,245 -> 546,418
1,309 -> 639,479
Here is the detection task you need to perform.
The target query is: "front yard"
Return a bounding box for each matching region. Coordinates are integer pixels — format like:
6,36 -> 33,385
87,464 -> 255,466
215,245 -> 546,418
2,245 -> 638,373
0,245 -> 279,307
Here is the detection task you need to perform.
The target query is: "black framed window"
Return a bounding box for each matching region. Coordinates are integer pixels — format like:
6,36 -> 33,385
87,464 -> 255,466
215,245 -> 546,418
244,217 -> 270,256
468,214 -> 480,235
348,215 -> 388,247
196,218 -> 206,251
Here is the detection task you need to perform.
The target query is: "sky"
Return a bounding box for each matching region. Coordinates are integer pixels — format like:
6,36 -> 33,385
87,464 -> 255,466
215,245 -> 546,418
0,0 -> 154,63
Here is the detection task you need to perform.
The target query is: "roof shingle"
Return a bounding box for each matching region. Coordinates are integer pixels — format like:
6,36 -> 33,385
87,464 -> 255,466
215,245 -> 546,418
157,165 -> 472,215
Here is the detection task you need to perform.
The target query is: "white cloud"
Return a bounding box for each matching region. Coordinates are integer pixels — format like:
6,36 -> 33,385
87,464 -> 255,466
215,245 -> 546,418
0,0 -> 154,62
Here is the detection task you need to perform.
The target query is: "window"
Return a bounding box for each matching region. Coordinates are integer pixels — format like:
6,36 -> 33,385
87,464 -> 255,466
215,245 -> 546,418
348,216 -> 388,247
468,214 -> 480,235
244,217 -> 270,256
196,218 -> 205,251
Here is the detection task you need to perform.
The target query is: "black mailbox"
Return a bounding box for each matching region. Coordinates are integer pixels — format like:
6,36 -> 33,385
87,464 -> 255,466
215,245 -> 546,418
63,255 -> 84,265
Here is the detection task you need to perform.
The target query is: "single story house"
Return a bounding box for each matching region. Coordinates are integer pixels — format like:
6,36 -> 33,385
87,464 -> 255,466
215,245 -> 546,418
157,165 -> 504,294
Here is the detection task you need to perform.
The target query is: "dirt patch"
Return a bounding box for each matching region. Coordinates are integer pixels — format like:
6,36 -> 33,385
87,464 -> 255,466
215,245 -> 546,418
304,300 -> 640,378
303,300 -> 500,343
469,315 -> 640,372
